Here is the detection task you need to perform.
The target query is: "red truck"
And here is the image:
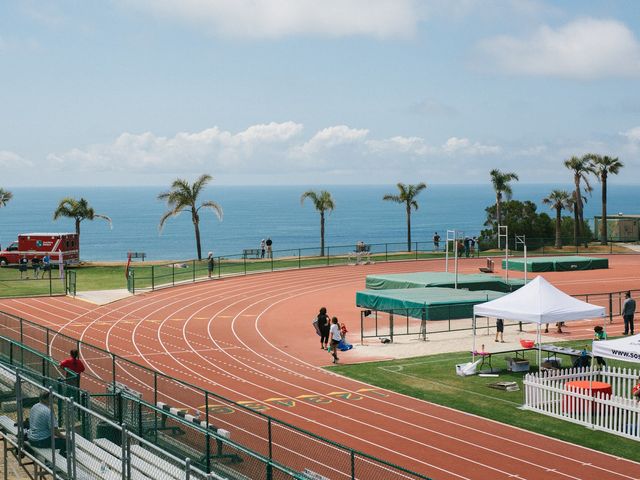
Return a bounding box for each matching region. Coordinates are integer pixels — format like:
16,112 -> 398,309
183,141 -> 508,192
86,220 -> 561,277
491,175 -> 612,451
0,233 -> 79,266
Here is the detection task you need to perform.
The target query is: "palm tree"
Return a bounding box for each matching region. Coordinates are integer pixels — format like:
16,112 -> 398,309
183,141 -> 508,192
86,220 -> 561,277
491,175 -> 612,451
158,174 -> 223,261
383,182 -> 427,252
489,169 -> 519,231
300,190 -> 335,257
564,156 -> 594,242
584,154 -> 624,245
53,197 -> 112,258
543,190 -> 572,248
0,188 -> 12,208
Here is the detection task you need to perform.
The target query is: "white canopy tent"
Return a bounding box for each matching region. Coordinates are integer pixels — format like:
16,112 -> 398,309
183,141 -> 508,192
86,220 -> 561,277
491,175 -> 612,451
592,334 -> 640,363
473,276 -> 606,366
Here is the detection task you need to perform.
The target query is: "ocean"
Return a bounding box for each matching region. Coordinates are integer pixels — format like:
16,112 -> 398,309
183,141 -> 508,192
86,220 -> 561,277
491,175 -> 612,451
0,184 -> 637,261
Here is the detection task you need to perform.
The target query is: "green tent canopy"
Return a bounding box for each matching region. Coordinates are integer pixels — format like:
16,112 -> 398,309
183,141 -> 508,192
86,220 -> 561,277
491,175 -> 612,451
365,272 -> 524,293
356,287 -> 505,320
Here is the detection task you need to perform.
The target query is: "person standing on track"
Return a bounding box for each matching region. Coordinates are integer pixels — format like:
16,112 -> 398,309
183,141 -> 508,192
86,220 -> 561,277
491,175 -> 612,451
622,291 -> 636,335
495,318 -> 504,343
207,251 -> 215,279
329,317 -> 341,364
266,237 -> 273,259
317,307 -> 330,350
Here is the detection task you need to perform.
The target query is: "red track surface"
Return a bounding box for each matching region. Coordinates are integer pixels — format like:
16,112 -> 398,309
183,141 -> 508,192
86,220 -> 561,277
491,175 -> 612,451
2,255 -> 640,480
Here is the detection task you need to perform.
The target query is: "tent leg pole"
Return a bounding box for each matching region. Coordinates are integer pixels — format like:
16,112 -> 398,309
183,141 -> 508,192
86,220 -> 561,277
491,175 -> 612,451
537,324 -> 541,370
472,315 -> 476,361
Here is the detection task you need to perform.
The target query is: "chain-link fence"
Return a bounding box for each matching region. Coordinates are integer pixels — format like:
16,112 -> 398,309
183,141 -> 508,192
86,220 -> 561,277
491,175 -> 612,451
0,264 -> 67,297
127,238 -> 639,294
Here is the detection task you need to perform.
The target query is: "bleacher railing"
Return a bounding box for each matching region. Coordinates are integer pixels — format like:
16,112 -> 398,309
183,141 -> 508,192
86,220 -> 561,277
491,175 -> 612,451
0,310 -> 433,480
4,369 -> 231,480
127,238 -> 638,293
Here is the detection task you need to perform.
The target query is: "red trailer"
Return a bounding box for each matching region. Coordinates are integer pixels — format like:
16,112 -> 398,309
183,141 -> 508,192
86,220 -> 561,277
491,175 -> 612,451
0,233 -> 79,266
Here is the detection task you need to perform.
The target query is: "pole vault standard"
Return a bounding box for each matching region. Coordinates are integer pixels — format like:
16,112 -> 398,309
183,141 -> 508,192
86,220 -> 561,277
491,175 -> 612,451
445,229 -> 462,288
498,225 -> 508,283
515,234 -> 527,284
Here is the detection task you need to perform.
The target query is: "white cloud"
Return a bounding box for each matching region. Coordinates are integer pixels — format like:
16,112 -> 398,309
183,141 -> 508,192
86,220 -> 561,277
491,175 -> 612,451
47,122 -> 304,174
0,151 -> 33,168
120,0 -> 418,38
441,137 -> 500,155
39,122 -> 640,186
621,126 -> 640,143
45,123 -> 509,183
476,18 -> 640,79
298,125 -> 369,156
367,136 -> 435,156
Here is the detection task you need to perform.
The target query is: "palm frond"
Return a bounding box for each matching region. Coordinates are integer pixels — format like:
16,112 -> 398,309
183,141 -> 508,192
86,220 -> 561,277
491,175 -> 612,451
94,214 -> 113,230
198,201 -> 223,221
300,190 -> 319,206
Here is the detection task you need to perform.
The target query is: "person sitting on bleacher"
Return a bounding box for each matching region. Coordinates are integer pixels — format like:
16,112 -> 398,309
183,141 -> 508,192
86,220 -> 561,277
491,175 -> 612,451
27,392 -> 66,456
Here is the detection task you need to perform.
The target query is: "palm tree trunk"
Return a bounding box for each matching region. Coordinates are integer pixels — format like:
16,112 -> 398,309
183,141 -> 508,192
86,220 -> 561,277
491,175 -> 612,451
574,177 -> 582,239
75,219 -> 81,259
601,173 -> 607,245
320,212 -> 325,257
555,207 -> 562,249
496,195 -> 501,228
194,221 -> 202,260
406,205 -> 411,252
573,207 -> 578,247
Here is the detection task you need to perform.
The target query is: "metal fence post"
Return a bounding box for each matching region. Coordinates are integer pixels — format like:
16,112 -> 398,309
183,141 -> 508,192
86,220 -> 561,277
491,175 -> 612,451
49,267 -> 52,296
609,294 -> 613,324
415,242 -> 418,260
326,247 -> 330,266
267,417 -> 273,480
243,255 -> 247,275
193,259 -> 196,282
351,450 -> 355,480
121,424 -> 127,480
172,263 -> 175,286
151,265 -> 155,291
298,249 -> 301,269
385,243 -> 388,262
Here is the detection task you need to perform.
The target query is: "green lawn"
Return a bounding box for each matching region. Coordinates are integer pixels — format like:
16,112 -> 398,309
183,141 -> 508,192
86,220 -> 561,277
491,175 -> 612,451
331,341 -> 640,462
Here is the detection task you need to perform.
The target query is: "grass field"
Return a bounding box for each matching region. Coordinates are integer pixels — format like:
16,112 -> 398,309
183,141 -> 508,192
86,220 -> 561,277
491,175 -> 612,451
332,340 -> 640,462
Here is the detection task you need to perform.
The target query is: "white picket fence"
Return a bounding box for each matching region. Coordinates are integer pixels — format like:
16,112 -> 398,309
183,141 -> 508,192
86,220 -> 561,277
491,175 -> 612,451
523,366 -> 640,441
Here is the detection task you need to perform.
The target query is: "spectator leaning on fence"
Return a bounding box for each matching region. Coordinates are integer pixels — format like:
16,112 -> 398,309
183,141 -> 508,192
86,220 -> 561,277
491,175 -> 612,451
60,349 -> 85,389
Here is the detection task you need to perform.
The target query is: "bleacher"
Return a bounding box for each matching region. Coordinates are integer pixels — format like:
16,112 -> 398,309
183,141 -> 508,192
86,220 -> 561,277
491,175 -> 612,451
0,362 -> 227,480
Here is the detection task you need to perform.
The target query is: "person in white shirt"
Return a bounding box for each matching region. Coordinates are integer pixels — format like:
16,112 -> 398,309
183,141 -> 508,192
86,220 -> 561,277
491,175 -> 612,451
329,317 -> 342,364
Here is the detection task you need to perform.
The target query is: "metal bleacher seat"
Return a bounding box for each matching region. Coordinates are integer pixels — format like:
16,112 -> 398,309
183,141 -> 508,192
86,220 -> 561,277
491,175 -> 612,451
0,415 -> 96,480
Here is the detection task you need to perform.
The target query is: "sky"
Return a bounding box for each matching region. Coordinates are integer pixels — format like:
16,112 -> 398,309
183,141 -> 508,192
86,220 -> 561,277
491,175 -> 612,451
1,0 -> 639,187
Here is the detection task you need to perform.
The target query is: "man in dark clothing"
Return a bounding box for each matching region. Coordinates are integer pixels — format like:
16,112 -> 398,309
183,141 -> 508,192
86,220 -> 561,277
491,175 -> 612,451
622,291 -> 636,335
266,238 -> 273,259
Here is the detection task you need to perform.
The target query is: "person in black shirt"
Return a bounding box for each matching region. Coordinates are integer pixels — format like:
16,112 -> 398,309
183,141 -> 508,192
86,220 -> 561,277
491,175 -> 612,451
19,256 -> 28,279
266,237 -> 273,259
32,256 -> 42,279
317,307 -> 330,350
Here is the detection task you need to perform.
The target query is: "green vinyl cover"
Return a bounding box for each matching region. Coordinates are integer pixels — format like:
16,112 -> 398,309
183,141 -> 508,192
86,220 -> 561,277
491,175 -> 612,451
502,256 -> 608,272
365,272 -> 524,293
356,287 -> 505,320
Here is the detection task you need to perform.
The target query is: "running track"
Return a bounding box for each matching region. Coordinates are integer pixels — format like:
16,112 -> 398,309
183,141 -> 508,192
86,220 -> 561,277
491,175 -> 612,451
1,256 -> 640,480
